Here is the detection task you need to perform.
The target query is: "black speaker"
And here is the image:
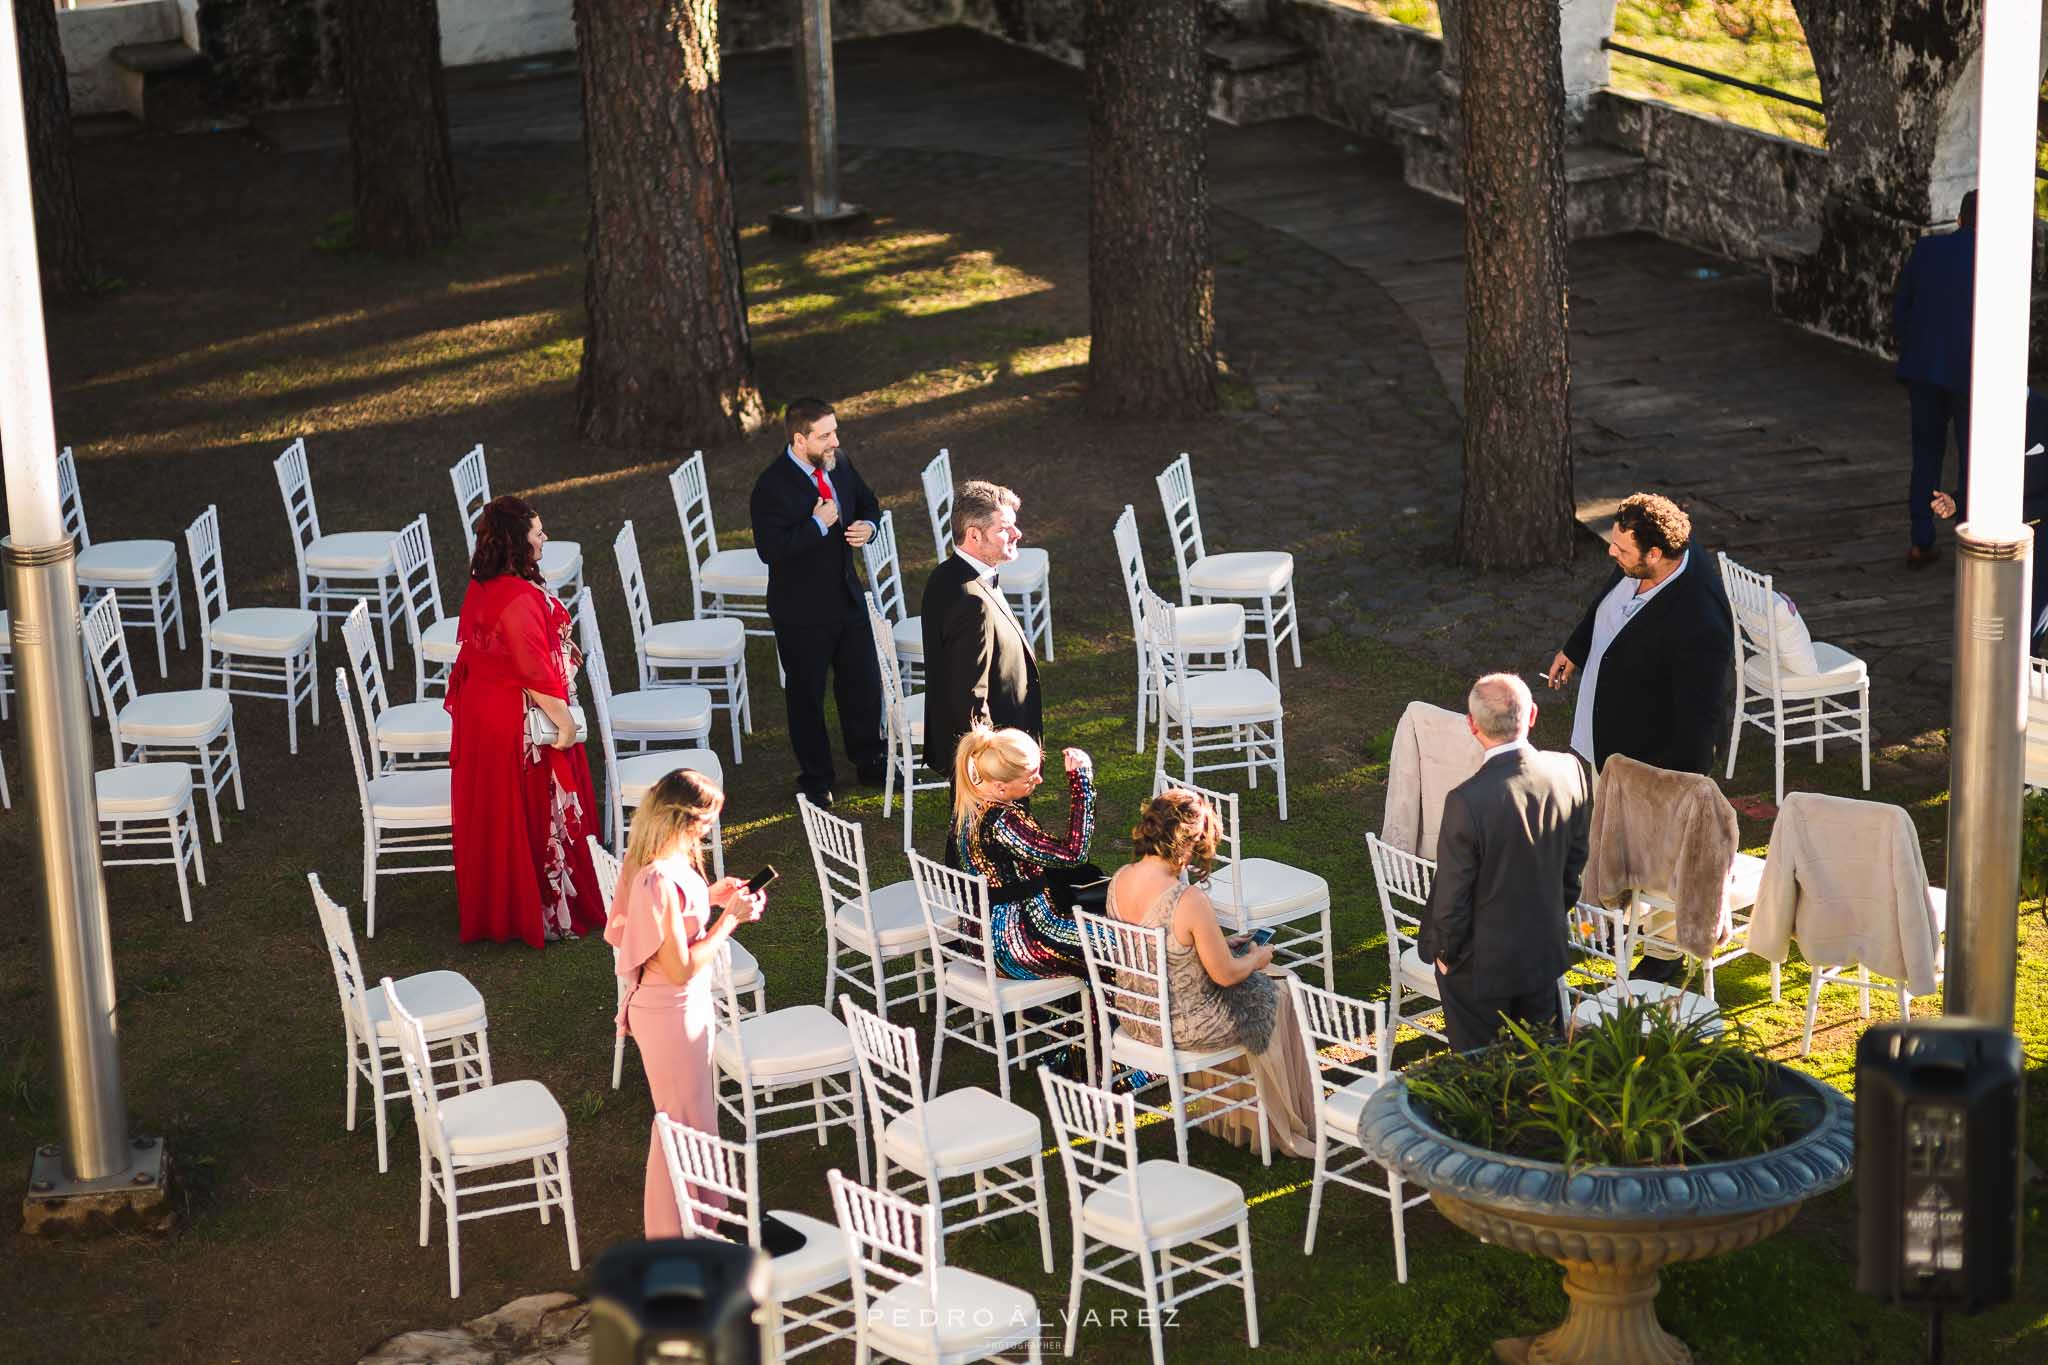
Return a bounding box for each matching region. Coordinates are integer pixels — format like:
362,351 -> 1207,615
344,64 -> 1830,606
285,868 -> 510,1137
1855,1020 -> 2024,1310
587,1238 -> 768,1364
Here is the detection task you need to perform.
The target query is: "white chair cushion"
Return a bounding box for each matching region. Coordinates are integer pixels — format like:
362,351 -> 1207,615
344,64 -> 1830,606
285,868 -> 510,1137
436,1078 -> 566,1157
77,539 -> 176,584
1208,857 -> 1328,923
942,962 -> 1084,1014
833,879 -> 932,950
1173,601 -> 1246,651
94,762 -> 192,816
869,1267 -> 1039,1358
700,548 -> 769,594
376,701 -> 453,750
209,606 -> 317,654
420,616 -> 460,662
998,546 -> 1049,592
1321,1074 -> 1385,1138
540,541 -> 581,584
1108,1026 -> 1242,1076
892,616 -> 925,660
304,531 -> 398,574
1080,1159 -> 1246,1243
644,618 -> 746,661
880,1085 -> 1041,1174
1187,550 -> 1292,596
901,691 -> 925,742
365,970 -> 486,1040
366,767 -> 453,822
1163,669 -> 1282,723
118,689 -> 232,741
1573,980 -> 1724,1035
1396,944 -> 1439,998
618,749 -> 725,802
714,1005 -> 853,1079
1765,591 -> 1820,674
1742,640 -> 1866,697
611,687 -> 714,736
763,1208 -> 851,1301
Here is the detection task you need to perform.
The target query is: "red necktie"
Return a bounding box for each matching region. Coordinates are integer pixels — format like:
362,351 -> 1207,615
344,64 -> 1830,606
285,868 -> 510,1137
812,466 -> 833,503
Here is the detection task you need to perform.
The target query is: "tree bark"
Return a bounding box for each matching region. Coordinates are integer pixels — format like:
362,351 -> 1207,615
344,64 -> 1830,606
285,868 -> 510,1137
572,0 -> 764,447
1455,0 -> 1575,569
344,0 -> 460,256
13,0 -> 92,292
1085,0 -> 1217,417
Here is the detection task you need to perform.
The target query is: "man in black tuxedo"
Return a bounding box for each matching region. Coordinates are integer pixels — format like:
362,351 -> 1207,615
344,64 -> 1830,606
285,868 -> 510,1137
1416,674 -> 1589,1051
1545,490 -> 1732,981
749,397 -> 886,806
920,479 -> 1040,858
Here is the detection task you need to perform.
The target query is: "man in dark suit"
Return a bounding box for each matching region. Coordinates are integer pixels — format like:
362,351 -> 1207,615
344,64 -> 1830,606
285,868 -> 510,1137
1893,189 -> 1976,567
748,397 -> 886,806
1416,673 -> 1590,1051
920,479 -> 1039,858
1545,490 -> 1732,982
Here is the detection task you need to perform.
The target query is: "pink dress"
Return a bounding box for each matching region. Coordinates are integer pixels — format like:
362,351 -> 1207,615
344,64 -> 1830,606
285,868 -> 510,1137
605,853 -> 724,1237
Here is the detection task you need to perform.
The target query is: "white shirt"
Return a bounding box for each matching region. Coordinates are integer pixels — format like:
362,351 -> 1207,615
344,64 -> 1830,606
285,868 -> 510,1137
954,547 -> 999,583
1569,550 -> 1689,764
1481,737 -> 1529,763
788,447 -> 840,536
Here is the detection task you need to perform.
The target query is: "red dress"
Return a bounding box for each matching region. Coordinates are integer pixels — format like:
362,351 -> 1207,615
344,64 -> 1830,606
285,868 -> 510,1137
446,575 -> 604,947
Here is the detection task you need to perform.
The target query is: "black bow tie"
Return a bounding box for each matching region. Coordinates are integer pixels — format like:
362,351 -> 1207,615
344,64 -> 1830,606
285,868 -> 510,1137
987,573 -> 1000,593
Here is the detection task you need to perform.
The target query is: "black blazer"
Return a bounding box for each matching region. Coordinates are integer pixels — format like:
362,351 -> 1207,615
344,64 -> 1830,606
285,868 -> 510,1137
920,553 -> 1041,775
1562,554 -> 1734,776
747,447 -> 883,627
1415,747 -> 1590,997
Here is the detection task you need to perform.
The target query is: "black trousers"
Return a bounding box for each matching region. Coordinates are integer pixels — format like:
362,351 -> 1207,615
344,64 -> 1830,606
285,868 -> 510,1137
1435,967 -> 1559,1052
773,604 -> 885,796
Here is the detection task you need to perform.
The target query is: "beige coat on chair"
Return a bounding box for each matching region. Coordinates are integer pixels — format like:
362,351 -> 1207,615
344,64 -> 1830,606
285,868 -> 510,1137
1582,754 -> 1738,957
1380,699 -> 1485,861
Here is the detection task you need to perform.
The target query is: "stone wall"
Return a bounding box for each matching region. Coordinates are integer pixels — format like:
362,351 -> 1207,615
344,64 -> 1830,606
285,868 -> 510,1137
438,0 -> 573,68
1273,0 -> 1438,140
57,0 -> 180,117
722,0 -> 966,55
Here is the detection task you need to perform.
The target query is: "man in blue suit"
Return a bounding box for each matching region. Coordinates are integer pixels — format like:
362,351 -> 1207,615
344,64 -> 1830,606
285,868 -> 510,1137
1893,190 -> 1976,567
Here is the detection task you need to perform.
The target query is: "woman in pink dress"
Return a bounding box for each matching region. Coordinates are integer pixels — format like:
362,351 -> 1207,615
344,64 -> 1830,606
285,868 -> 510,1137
604,769 -> 767,1237
445,495 -> 604,947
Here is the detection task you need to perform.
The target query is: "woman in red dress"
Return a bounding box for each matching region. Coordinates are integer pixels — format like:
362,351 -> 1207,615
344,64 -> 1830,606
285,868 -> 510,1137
446,495 -> 604,946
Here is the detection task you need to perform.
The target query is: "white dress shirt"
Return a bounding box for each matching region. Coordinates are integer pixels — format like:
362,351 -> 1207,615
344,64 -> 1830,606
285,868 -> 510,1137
1569,551 -> 1689,764
954,547 -> 998,583
1481,737 -> 1529,763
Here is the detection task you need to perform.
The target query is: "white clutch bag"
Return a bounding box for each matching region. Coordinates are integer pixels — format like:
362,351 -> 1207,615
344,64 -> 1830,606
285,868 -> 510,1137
525,703 -> 588,747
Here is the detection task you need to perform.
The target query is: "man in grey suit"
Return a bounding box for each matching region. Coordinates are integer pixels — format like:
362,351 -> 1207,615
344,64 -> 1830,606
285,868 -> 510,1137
1415,673 -> 1591,1051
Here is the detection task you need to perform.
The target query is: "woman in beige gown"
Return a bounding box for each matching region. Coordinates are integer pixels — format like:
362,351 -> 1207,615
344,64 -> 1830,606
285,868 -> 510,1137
1104,789 -> 1318,1158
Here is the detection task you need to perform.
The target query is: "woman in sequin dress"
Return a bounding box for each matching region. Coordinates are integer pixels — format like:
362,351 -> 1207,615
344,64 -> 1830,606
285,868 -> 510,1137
951,727 -> 1095,981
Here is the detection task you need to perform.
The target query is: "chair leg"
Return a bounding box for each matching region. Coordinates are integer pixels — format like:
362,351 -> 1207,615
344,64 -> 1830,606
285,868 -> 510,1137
1166,1070 -> 1190,1166
364,829 -> 381,939
928,993 -> 949,1098
1303,1137 -> 1327,1254
444,1173 -> 462,1297
1801,970 -> 1823,1056
1860,681 -> 1872,791
1063,1226 -> 1087,1356
1139,1245 -> 1168,1365
1725,678 -> 1745,780
1772,697 -> 1787,806
1388,1171 -> 1410,1284
225,726 -> 245,811
1237,1214 -> 1260,1348
1030,1150 -> 1055,1274
535,1157 -> 551,1223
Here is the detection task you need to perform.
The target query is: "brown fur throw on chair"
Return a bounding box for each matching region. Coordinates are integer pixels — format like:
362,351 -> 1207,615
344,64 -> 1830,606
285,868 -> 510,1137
1583,754 -> 1737,957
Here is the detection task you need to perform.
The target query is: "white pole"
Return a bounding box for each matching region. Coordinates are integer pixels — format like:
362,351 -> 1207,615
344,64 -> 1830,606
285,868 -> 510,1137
0,0 -> 65,543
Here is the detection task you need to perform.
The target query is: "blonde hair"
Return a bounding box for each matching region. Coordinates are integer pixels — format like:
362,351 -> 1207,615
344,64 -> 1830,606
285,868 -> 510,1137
951,727 -> 1040,838
624,768 -> 725,876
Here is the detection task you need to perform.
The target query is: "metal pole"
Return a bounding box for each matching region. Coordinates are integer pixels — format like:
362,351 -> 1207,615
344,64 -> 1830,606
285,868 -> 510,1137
1945,0 -> 2040,1030
0,0 -> 131,1183
794,0 -> 840,219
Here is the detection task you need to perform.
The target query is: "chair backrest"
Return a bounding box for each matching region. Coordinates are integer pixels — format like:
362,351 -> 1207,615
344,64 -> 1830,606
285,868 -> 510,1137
54,445 -> 90,549
272,438 -> 321,588
381,975 -> 453,1166
838,999 -> 932,1184
1287,978 -> 1391,1145
588,836 -> 621,903
1139,585 -> 1189,695
334,668 -> 378,814
307,872 -> 373,1034
799,791 -> 874,929
668,452 -> 717,613
577,594 -> 626,848
392,515 -> 446,645
1154,453 -> 1206,595
82,590 -> 136,726
861,509 -> 907,623
827,1169 -> 944,1349
920,449 -> 954,559
340,599 -> 392,734
1559,901 -> 1635,1025
1112,504 -> 1150,640
2031,655 -> 2048,703
909,848 -> 995,987
1037,1068 -> 1148,1240
654,1112 -> 764,1248
864,593 -> 911,732
450,444 -> 489,556
709,944 -> 755,1057
184,504 -> 231,640
613,520 -> 659,675
1154,771 -> 1248,926
1716,552 -> 1781,673
1074,908 -> 1174,1066
1365,833 -> 1434,953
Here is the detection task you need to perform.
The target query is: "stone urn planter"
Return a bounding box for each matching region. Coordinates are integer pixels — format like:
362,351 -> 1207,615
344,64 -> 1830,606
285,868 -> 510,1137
1359,1063 -> 1854,1365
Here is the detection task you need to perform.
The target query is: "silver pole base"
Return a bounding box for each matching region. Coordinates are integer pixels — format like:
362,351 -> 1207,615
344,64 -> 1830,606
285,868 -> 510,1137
23,1136 -> 173,1237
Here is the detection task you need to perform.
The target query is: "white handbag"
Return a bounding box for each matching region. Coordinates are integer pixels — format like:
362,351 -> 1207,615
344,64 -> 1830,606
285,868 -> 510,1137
525,703 -> 588,747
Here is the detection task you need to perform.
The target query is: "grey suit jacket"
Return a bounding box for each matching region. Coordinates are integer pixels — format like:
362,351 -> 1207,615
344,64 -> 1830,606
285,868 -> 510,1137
1414,745 -> 1590,998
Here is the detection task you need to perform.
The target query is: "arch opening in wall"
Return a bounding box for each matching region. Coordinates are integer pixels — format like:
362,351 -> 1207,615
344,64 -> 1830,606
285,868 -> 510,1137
1604,1 -> 1825,147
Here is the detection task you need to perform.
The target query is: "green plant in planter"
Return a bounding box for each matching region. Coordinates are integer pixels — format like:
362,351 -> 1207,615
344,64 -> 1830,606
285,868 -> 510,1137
1402,996 -> 1802,1171
2020,788 -> 2048,926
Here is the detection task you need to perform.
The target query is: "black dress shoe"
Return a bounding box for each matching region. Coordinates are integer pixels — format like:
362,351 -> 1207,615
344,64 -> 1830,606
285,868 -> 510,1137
1630,953 -> 1685,985
856,763 -> 889,788
800,787 -> 835,809
1906,543 -> 1940,569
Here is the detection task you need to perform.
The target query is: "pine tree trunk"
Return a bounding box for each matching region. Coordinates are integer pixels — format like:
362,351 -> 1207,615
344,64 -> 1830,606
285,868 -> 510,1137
1085,0 -> 1217,417
573,0 -> 764,447
14,0 -> 92,292
344,0 -> 460,256
1455,0 -> 1574,569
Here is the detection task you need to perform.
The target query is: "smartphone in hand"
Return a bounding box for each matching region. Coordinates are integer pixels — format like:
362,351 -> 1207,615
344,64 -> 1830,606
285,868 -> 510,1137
743,864 -> 779,896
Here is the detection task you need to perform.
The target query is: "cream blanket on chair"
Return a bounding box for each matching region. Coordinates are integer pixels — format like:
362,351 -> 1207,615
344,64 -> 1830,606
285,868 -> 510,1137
1748,792 -> 1942,996
1380,700 -> 1485,860
1582,754 -> 1738,957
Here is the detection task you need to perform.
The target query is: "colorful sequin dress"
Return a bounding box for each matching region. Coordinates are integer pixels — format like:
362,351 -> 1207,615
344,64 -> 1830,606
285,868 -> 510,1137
958,763 -> 1096,981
